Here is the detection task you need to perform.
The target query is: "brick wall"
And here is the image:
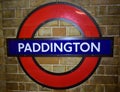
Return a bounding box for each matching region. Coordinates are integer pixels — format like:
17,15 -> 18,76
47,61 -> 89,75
0,0 -> 120,92
35,20 -> 82,73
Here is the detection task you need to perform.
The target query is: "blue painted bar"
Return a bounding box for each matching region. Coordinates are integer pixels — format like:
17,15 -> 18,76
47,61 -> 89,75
7,37 -> 113,57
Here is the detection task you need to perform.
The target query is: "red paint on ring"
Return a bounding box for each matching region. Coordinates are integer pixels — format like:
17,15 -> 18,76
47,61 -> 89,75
18,3 -> 100,89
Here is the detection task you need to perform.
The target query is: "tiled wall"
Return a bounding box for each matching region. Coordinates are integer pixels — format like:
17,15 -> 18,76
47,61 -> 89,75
35,20 -> 82,73
0,0 -> 120,92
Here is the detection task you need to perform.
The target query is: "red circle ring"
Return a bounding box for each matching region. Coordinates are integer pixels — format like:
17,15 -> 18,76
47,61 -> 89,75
17,2 -> 101,89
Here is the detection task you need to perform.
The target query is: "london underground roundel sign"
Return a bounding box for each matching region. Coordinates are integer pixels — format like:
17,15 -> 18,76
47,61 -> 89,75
7,2 -> 113,89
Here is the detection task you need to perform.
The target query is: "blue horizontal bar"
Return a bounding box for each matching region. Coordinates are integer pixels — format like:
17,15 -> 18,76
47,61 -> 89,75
7,37 -> 113,57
